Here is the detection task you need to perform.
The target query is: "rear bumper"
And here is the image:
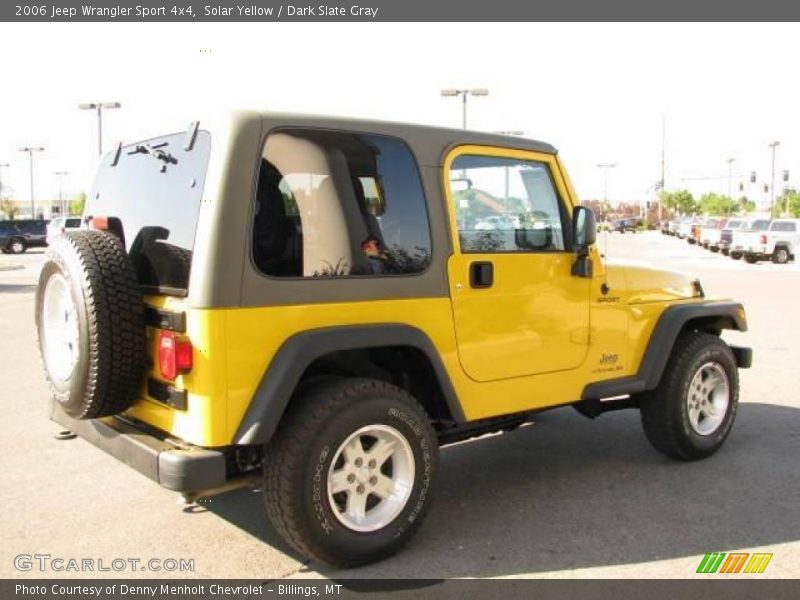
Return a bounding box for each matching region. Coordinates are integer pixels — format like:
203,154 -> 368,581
50,402 -> 226,493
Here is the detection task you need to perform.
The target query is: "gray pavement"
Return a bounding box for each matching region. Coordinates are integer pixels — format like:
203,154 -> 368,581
1,234 -> 798,579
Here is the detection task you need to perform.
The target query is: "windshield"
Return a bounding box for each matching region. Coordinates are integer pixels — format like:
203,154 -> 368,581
85,130 -> 211,296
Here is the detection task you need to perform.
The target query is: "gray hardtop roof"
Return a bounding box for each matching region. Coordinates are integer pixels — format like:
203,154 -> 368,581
257,111 -> 558,165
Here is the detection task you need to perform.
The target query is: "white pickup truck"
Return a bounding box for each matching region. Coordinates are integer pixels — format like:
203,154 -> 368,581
729,218 -> 772,260
743,218 -> 800,264
699,217 -> 726,251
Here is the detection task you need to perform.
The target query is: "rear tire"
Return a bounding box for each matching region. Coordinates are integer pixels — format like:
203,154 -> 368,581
35,231 -> 146,419
744,253 -> 758,264
730,251 -> 742,260
639,332 -> 738,461
721,248 -> 730,256
772,247 -> 790,264
263,378 -> 439,568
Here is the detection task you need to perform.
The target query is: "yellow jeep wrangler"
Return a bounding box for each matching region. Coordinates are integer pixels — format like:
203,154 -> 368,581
35,112 -> 751,567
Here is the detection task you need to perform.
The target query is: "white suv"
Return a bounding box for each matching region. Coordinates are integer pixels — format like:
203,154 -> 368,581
743,218 -> 799,264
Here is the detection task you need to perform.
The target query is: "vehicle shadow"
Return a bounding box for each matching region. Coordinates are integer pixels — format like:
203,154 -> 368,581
203,402 -> 800,578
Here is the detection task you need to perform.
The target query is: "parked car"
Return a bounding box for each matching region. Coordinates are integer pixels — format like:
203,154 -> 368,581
688,217 -> 712,245
36,111 -> 751,568
698,217 -> 726,251
742,218 -> 800,264
729,218 -> 772,260
667,218 -> 683,236
676,216 -> 697,239
659,220 -> 670,235
46,216 -> 83,246
718,218 -> 746,256
0,219 -> 48,254
611,218 -> 638,233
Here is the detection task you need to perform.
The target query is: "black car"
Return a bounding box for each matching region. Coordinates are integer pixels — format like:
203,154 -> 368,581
0,219 -> 49,254
611,218 -> 639,233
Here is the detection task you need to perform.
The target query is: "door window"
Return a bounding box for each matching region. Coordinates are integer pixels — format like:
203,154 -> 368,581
449,154 -> 568,253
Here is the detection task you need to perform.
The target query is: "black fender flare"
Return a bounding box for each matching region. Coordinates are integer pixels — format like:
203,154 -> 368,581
233,324 -> 465,445
582,301 -> 750,400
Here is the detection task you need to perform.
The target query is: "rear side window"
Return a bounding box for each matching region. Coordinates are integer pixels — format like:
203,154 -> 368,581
85,130 -> 211,295
771,221 -> 797,232
253,129 -> 431,278
749,220 -> 771,231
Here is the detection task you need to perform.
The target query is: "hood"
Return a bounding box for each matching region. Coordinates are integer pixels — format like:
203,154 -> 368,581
604,260 -> 700,304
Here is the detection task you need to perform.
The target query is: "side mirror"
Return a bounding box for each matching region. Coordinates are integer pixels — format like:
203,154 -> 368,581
572,206 -> 597,249
571,206 -> 596,278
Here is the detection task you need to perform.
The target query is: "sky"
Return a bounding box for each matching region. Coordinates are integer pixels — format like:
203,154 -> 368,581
0,22 -> 798,212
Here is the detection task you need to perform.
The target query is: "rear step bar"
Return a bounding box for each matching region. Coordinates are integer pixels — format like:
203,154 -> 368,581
50,401 -> 225,493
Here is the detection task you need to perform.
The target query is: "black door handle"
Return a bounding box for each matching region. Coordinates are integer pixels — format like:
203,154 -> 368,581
470,261 -> 494,288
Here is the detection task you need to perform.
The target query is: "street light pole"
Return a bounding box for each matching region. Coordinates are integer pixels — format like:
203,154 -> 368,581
18,147 -> 45,218
769,141 -> 780,216
597,163 -> 616,203
441,88 -> 489,129
79,102 -> 121,156
54,171 -> 69,215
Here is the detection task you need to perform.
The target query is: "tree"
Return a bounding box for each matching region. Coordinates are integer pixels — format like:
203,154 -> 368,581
660,189 -> 696,216
69,192 -> 87,216
581,199 -> 612,221
782,190 -> 800,217
698,193 -> 739,216
1,199 -> 19,220
738,196 -> 756,213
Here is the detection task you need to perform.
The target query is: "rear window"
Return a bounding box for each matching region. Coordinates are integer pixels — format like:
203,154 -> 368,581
85,130 -> 211,295
771,221 -> 797,232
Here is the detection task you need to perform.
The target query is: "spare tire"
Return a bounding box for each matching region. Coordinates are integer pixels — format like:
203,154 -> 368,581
35,231 -> 146,419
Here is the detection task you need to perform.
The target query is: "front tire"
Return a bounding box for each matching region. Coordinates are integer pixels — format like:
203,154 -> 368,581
9,238 -> 26,254
263,378 -> 439,568
730,251 -> 742,260
744,253 -> 758,264
639,332 -> 739,461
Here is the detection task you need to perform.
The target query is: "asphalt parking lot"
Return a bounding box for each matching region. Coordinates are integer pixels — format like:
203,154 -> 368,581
1,233 -> 798,579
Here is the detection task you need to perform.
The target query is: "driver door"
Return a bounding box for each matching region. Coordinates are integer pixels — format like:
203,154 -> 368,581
445,146 -> 591,382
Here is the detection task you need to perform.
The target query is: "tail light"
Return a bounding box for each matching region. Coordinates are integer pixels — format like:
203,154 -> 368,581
158,330 -> 193,381
760,234 -> 767,244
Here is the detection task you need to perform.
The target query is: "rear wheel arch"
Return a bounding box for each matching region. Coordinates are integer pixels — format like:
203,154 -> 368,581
233,325 -> 464,445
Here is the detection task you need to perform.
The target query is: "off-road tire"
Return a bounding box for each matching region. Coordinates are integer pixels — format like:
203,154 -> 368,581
772,246 -> 790,264
263,378 -> 439,568
35,231 -> 146,419
639,331 -> 738,461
